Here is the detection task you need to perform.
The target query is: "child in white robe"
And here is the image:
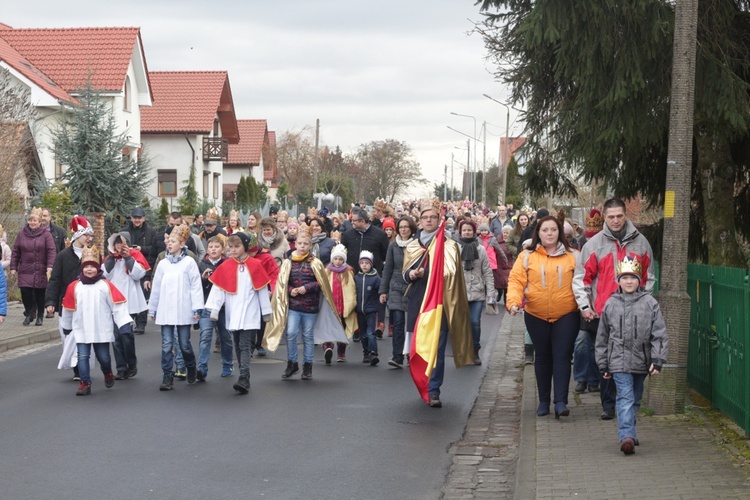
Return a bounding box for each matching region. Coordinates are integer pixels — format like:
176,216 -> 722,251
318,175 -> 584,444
205,233 -> 271,394
61,246 -> 132,396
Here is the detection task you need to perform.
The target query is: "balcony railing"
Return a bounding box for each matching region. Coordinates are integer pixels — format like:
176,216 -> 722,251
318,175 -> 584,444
203,137 -> 228,162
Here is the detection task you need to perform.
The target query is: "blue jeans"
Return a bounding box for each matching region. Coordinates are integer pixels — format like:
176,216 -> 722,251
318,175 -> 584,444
161,325 -> 196,374
77,343 -> 112,383
613,372 -> 647,441
390,309 -> 406,360
198,308 -> 233,374
468,301 -> 484,350
286,310 -> 316,364
356,311 -> 378,355
427,318 -> 450,396
525,311 -> 579,405
573,330 -> 600,386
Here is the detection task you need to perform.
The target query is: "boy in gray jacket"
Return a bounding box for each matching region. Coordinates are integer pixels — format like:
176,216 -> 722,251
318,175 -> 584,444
596,255 -> 668,455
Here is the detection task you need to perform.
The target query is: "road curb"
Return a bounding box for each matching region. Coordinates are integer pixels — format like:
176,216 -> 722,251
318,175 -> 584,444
514,364 -> 537,499
0,327 -> 59,353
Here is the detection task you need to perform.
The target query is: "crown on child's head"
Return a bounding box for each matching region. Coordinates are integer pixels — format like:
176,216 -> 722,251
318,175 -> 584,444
81,245 -> 100,267
373,197 -> 390,214
616,256 -> 642,282
307,206 -> 319,218
172,224 -> 191,245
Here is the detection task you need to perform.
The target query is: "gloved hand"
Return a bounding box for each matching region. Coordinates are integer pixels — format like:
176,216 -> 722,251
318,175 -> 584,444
262,314 -> 271,323
63,329 -> 72,336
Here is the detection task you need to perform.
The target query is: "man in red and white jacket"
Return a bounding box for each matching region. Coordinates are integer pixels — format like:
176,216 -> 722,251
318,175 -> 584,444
573,198 -> 655,420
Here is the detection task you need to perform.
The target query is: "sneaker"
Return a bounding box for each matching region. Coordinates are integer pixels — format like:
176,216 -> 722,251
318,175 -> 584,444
175,368 -> 187,380
620,437 -> 635,455
301,362 -> 313,380
601,409 -> 615,420
133,326 -> 145,335
75,381 -> 91,396
115,371 -> 128,381
72,375 -> 81,382
186,366 -> 197,384
428,393 -> 442,408
574,381 -> 587,393
324,348 -> 333,365
588,384 -> 600,393
337,355 -> 346,362
375,322 -> 385,339
257,347 -> 267,357
126,365 -> 137,379
388,357 -> 404,369
159,373 -> 174,391
369,353 -> 380,366
220,367 -> 234,377
282,361 -> 299,379
362,353 -> 371,364
104,372 -> 115,389
196,369 -> 206,382
353,332 -> 361,342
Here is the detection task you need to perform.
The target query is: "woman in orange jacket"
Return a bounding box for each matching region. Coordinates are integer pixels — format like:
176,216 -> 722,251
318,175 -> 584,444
506,216 -> 579,419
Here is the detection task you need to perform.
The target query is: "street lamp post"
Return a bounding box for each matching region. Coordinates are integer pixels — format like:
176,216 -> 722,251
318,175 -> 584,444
447,126 -> 485,202
450,112 -> 477,201
483,94 -> 510,204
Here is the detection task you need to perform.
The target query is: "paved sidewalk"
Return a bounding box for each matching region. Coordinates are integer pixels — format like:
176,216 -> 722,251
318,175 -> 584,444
443,313 -> 750,499
0,301 -> 60,353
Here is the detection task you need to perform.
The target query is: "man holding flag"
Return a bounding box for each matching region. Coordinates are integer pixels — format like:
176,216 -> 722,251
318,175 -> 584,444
403,201 -> 474,408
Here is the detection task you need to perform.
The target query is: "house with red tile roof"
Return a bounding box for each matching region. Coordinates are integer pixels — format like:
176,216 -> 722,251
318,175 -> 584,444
224,119 -> 276,202
140,71 -> 239,208
0,24 -> 152,188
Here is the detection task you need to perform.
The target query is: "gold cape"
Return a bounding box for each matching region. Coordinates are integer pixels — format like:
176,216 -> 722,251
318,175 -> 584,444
402,236 -> 474,368
324,267 -> 359,337
263,257 -> 348,352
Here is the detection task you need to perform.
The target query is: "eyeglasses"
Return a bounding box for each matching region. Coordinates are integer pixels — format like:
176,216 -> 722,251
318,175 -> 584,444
420,215 -> 440,221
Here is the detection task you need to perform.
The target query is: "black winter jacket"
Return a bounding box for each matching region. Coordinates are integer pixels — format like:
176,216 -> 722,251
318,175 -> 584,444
45,246 -> 82,314
340,224 -> 389,274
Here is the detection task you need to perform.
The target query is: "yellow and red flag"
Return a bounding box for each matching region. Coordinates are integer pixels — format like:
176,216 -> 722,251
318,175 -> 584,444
409,220 -> 446,403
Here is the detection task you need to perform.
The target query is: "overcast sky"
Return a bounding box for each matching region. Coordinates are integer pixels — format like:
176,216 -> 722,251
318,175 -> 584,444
3,0 -> 523,199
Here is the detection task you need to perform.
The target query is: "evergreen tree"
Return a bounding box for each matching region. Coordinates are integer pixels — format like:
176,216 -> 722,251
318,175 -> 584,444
158,198 -> 170,221
504,157 -> 523,208
236,176 -> 247,210
478,0 -> 750,266
53,82 -> 152,224
178,161 -> 199,216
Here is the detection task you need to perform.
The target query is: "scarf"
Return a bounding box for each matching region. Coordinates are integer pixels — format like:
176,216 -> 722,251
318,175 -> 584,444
80,269 -> 104,285
166,246 -> 188,264
330,271 -> 344,316
262,234 -> 275,245
419,228 -> 438,246
459,236 -> 480,271
311,232 -> 327,245
395,235 -> 412,248
291,251 -> 310,262
327,262 -> 348,273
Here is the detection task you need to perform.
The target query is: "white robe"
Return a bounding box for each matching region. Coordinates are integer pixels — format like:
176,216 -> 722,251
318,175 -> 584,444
149,256 -> 204,325
103,257 -> 147,314
205,269 -> 271,331
61,280 -> 132,344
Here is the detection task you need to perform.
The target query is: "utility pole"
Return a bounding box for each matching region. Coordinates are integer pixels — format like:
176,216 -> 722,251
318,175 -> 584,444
312,118 -> 320,193
450,153 -> 454,201
443,165 -> 448,201
482,122 -> 487,205
649,0 -> 698,414
466,139 -> 471,201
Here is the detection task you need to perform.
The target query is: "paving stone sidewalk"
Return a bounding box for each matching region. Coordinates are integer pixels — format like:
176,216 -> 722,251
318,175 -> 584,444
0,301 -> 60,353
443,313 -> 750,499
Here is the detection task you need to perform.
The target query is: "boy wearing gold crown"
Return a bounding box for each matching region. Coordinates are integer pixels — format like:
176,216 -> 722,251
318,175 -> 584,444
61,246 -> 132,396
595,255 -> 668,455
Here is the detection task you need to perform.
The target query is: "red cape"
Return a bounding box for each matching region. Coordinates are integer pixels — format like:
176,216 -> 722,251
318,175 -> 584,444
209,257 -> 271,293
129,248 -> 151,271
62,279 -> 127,311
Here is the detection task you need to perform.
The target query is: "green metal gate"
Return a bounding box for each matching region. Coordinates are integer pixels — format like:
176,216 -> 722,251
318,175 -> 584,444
687,264 -> 750,434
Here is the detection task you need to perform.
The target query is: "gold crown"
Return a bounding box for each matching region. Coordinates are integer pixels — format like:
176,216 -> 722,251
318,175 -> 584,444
373,197 -> 390,214
616,256 -> 642,279
205,207 -> 219,223
307,207 -> 319,218
421,197 -> 442,216
172,224 -> 192,244
81,245 -> 100,265
29,206 -> 43,220
277,210 -> 288,221
586,209 -> 603,231
228,209 -> 239,219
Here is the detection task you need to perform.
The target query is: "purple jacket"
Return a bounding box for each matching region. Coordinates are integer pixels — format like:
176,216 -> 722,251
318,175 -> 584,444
10,225 -> 56,288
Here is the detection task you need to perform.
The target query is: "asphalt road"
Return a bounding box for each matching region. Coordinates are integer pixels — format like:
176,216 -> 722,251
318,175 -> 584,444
0,312 -> 502,500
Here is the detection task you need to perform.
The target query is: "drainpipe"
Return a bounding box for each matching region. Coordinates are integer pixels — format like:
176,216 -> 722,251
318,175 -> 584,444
184,133 -> 195,164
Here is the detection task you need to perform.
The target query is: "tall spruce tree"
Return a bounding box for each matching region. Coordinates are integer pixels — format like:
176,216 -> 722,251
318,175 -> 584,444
178,161 -> 199,215
478,0 -> 750,267
53,82 -> 152,223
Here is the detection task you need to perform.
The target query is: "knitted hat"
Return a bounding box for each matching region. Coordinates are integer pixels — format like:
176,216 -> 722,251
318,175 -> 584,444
478,223 -> 490,233
616,255 -> 643,282
536,208 -> 549,219
70,215 -> 93,242
331,244 -> 347,262
234,231 -> 251,251
287,221 -> 299,230
359,250 -> 374,264
319,207 -> 330,218
563,221 -> 575,237
81,245 -> 101,270
382,217 -> 396,231
585,209 -> 603,238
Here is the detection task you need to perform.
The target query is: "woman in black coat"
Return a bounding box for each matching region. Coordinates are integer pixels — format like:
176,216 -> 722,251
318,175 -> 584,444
378,215 -> 417,368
